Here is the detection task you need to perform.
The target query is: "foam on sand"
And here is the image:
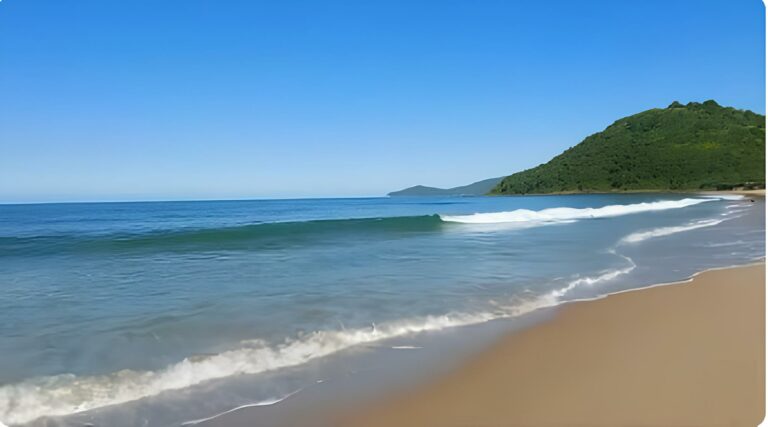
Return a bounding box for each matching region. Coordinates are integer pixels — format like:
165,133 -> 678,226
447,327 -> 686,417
181,389 -> 303,426
549,253 -> 636,299
0,267 -> 637,425
0,196 -> 743,425
0,314 -> 500,424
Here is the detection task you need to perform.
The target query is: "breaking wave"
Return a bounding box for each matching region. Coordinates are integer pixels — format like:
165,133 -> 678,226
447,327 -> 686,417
620,219 -> 725,244
0,257 -> 638,425
0,195 -> 743,424
3,196 -> 742,256
440,196 -> 736,224
0,313 -> 492,424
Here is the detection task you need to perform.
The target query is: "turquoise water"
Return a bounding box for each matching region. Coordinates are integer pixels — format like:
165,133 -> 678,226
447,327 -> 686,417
0,194 -> 764,426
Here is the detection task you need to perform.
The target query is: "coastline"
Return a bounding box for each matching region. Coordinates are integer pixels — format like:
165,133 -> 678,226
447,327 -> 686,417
485,189 -> 767,197
697,189 -> 766,198
726,189 -> 767,197
7,194 -> 763,426
336,262 -> 765,427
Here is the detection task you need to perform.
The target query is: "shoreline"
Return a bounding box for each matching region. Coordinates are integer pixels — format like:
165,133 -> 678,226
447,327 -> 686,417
196,261 -> 766,427
707,189 -> 766,197
9,194 -> 763,426
485,189 -> 766,197
336,262 -> 765,427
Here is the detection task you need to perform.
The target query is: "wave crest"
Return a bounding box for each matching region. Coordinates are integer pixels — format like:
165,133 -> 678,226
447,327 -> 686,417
1,196 -> 742,424
0,265 -> 634,425
0,311 -> 502,424
549,253 -> 636,299
620,219 -> 725,244
440,197 -> 732,224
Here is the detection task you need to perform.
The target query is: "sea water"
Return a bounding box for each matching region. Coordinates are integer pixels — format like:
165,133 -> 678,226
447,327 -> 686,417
0,194 -> 764,426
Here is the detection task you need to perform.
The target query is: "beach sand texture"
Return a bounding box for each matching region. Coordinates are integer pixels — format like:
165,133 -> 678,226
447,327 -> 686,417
340,264 -> 765,427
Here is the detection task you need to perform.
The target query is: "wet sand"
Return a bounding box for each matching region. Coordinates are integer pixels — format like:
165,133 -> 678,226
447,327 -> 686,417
702,189 -> 766,197
338,263 -> 765,427
731,189 -> 766,197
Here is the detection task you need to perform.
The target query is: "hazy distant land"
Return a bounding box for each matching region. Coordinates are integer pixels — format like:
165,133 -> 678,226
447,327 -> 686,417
388,177 -> 503,197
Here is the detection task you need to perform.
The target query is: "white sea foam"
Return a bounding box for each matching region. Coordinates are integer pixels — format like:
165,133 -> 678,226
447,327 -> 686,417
549,252 -> 636,299
180,389 -> 302,426
440,197 -> 729,224
619,219 -> 725,244
0,267 -> 629,425
1,196 -> 743,425
0,312 -> 505,424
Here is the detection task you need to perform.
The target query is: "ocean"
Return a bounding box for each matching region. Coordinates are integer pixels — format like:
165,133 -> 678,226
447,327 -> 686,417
0,193 -> 764,426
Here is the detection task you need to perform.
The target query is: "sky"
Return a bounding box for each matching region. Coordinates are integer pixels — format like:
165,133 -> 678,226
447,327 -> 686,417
0,0 -> 765,203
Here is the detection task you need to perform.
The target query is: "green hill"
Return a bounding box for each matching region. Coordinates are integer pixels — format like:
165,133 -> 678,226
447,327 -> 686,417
491,100 -> 765,195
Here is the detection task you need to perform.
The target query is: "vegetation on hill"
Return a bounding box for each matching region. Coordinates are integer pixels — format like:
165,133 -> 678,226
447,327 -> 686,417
491,101 -> 765,195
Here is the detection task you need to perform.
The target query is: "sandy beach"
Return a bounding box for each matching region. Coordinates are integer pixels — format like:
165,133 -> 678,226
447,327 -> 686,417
730,189 -> 766,197
702,189 -> 767,197
338,263 -> 765,427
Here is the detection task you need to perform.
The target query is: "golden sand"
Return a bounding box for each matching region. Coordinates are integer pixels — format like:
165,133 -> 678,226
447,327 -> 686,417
340,264 -> 765,427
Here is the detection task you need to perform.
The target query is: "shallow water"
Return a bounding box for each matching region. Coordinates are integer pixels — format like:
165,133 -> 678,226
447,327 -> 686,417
0,194 -> 763,426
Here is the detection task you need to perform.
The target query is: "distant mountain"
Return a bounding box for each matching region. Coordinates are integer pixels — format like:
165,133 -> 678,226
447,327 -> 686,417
492,100 -> 765,195
389,177 -> 503,197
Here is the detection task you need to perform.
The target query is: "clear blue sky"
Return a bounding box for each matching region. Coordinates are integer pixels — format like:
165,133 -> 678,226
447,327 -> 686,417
0,0 -> 764,203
